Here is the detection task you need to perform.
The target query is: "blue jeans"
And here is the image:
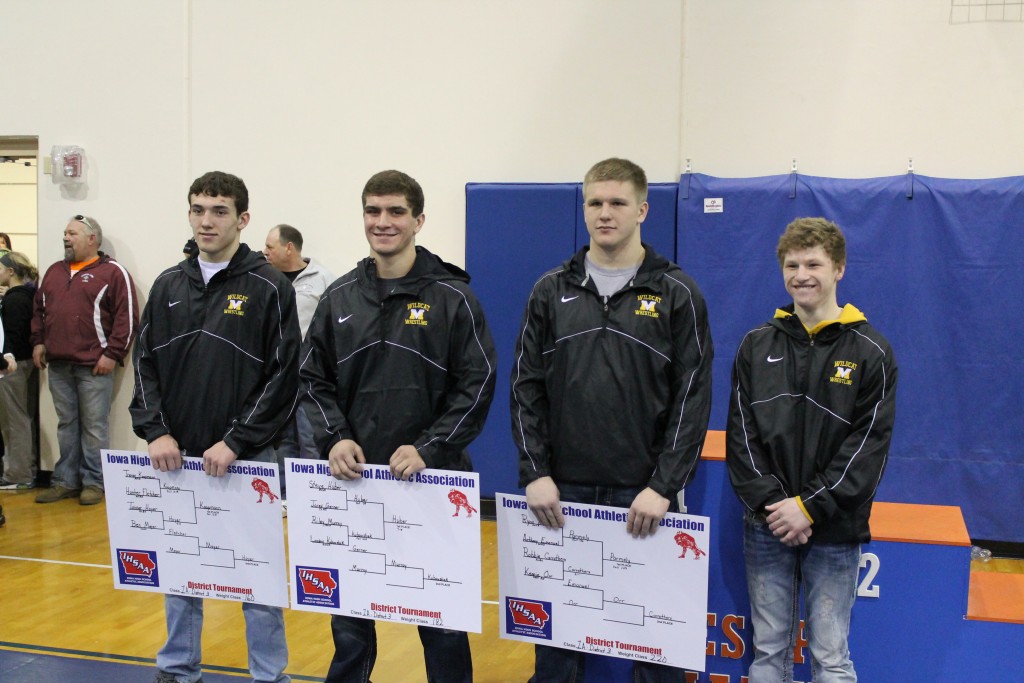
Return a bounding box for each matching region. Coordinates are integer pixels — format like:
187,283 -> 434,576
274,406 -> 320,497
326,615 -> 472,683
47,361 -> 113,489
531,484 -> 685,683
743,511 -> 859,683
157,447 -> 290,683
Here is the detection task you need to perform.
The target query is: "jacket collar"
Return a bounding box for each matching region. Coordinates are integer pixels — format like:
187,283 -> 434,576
357,246 -> 469,298
564,243 -> 671,291
772,303 -> 867,340
63,251 -> 109,271
183,243 -> 262,284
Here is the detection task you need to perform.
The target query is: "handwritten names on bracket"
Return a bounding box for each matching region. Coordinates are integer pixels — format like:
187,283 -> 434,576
286,461 -> 482,633
102,449 -> 289,608
497,493 -> 711,671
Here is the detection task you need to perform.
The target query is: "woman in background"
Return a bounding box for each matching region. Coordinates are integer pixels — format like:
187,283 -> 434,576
0,233 -> 11,297
0,251 -> 40,489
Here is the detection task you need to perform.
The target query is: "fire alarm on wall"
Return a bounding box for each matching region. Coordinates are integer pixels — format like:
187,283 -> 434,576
49,145 -> 86,185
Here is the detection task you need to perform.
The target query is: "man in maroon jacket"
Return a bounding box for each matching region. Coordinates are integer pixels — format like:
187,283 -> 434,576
31,214 -> 138,505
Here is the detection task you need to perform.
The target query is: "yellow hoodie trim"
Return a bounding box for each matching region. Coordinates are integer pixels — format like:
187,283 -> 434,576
775,304 -> 866,336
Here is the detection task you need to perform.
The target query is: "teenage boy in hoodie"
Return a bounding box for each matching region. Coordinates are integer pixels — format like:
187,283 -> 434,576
726,217 -> 897,683
131,171 -> 300,683
511,158 -> 714,682
300,169 -> 497,683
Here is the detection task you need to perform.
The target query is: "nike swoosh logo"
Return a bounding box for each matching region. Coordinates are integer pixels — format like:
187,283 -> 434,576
337,314 -> 354,324
560,295 -> 579,303
168,301 -> 181,307
767,355 -> 783,363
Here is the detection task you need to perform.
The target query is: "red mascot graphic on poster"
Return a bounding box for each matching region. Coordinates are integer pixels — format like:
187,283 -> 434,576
448,488 -> 478,517
252,478 -> 279,503
674,531 -> 706,559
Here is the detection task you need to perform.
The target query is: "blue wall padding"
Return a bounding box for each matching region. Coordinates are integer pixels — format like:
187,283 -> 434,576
465,184 -> 579,498
678,173 -> 1024,543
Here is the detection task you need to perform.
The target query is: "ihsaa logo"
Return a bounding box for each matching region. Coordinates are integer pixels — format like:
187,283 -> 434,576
116,548 -> 160,587
296,566 -> 340,609
505,597 -> 552,640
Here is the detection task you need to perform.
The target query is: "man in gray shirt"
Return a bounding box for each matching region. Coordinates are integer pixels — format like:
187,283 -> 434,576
264,225 -> 334,478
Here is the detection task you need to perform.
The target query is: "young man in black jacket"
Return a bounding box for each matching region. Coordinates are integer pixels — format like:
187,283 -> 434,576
726,217 -> 897,682
131,171 -> 300,683
511,158 -> 714,682
300,170 -> 497,683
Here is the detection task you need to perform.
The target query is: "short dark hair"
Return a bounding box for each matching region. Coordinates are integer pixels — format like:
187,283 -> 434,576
362,170 -> 424,217
776,217 -> 847,267
274,224 -> 303,252
583,158 -> 648,204
188,171 -> 249,214
0,233 -> 11,250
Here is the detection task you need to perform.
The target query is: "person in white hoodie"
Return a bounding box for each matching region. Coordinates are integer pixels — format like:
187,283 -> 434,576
264,225 -> 334,482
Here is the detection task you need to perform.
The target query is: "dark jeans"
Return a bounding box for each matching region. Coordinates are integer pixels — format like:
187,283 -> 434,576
530,483 -> 686,683
326,614 -> 472,683
274,405 -> 320,498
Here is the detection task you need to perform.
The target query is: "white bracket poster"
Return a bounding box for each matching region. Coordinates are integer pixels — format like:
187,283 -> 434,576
496,493 -> 710,671
285,461 -> 482,633
101,450 -> 288,607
